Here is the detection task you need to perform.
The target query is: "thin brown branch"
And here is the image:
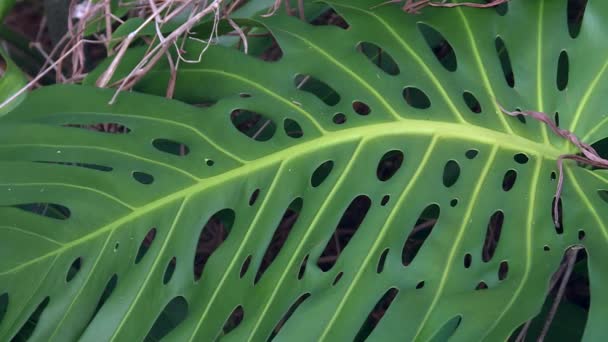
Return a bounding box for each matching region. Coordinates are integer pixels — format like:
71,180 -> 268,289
538,247 -> 581,341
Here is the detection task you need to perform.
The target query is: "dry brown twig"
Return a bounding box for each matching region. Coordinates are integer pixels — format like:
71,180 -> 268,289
98,0 -> 229,104
0,0 -> 244,110
498,105 -> 608,227
373,0 -> 509,13
262,0 -> 305,18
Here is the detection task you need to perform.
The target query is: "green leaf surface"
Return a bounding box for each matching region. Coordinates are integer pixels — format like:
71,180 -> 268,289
2,0 -> 608,341
83,0 -> 129,36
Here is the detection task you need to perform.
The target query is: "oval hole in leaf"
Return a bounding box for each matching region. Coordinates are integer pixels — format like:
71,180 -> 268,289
567,0 -> 588,38
498,261 -> 509,280
145,296 -> 188,341
152,138 -> 190,156
557,50 -> 569,91
353,101 -> 371,115
442,160 -> 460,188
88,274 -> 118,326
578,229 -> 586,240
231,109 -> 277,142
0,293 -> 8,325
495,36 -> 515,87
417,23 -> 457,72
431,315 -> 462,340
332,113 -> 346,124
66,257 -> 82,282
502,169 -> 517,191
333,272 -> 344,285
516,113 -> 527,124
377,150 -> 404,181
465,149 -> 478,159
402,204 -> 440,266
12,297 -> 50,341
63,123 -> 131,134
403,87 -> 431,109
240,255 -> 252,278
377,248 -> 389,273
311,160 -> 334,187
194,209 -> 235,281
416,281 -> 425,289
135,228 -> 157,264
450,198 -> 458,207
163,257 -> 176,284
552,197 -> 564,234
317,195 -> 372,272
514,153 -> 529,164
222,305 -> 244,335
255,198 -> 303,283
487,0 -> 508,15
381,195 -> 390,206
249,189 -> 261,206
464,253 -> 472,268
476,281 -> 488,290
132,171 -> 154,185
13,203 -> 71,220
463,91 -> 482,113
294,74 -> 340,106
354,288 -> 399,341
298,255 -> 309,280
284,118 -> 303,138
482,210 -> 504,262
357,42 -> 400,75
268,294 -> 311,341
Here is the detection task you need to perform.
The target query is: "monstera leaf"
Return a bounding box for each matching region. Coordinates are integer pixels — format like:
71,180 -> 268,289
1,0 -> 608,340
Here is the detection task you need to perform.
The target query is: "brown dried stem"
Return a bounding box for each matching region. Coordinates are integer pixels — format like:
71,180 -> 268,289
539,247 -> 581,341
499,105 -> 608,227
374,0 -> 509,13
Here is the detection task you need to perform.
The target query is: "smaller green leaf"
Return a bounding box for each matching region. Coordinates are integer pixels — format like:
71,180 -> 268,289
0,0 -> 15,22
0,48 -> 27,117
108,18 -> 156,50
83,0 -> 129,36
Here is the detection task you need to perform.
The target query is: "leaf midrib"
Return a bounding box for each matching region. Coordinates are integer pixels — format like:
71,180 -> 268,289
1,119 -> 564,277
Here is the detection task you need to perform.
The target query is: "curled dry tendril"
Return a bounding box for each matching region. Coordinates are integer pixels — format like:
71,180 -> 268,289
498,104 -> 608,228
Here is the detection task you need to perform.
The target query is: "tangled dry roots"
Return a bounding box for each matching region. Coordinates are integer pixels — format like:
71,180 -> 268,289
0,0 -> 509,110
1,0 -> 241,108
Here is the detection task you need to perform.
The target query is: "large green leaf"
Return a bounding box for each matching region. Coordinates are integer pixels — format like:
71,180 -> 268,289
2,0 -> 608,341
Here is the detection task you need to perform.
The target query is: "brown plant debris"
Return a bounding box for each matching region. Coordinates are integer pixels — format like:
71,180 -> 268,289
375,0 -> 509,14
499,105 -> 608,227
